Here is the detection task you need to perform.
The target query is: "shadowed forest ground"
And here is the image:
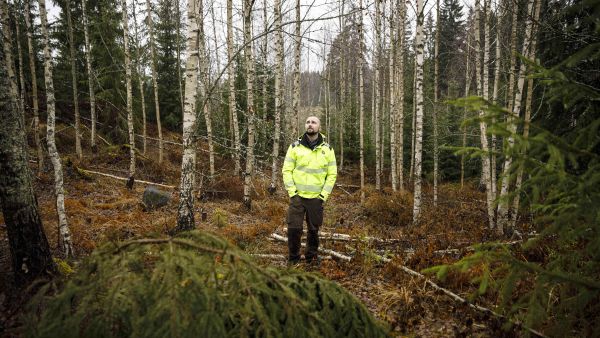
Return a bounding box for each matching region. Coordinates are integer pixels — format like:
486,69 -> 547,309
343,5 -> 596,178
0,122 -> 533,337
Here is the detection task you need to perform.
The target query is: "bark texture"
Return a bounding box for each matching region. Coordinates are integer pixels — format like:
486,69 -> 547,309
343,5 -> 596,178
270,0 -> 284,191
147,0 -> 163,163
82,0 -> 97,151
227,0 -> 241,175
242,0 -> 256,210
122,0 -> 135,180
66,0 -> 82,159
24,0 -> 43,173
412,0 -> 425,224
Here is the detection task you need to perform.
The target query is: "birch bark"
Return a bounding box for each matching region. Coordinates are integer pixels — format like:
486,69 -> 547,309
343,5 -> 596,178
374,0 -> 381,191
227,0 -> 241,175
389,0 -> 398,192
270,0 -> 284,191
242,0 -> 256,210
412,0 -> 425,224
397,0 -> 405,191
38,0 -> 74,256
433,0 -> 440,206
358,0 -> 365,202
82,0 -> 97,152
131,0 -> 146,154
292,0 -> 301,138
122,0 -> 135,182
176,0 -> 200,231
146,0 -> 163,163
66,0 -> 82,159
197,0 -> 214,177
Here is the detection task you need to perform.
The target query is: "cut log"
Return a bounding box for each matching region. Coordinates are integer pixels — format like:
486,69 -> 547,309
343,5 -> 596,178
269,233 -> 352,262
79,168 -> 175,189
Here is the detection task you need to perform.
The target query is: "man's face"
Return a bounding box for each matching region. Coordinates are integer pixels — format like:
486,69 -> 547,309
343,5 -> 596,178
305,117 -> 321,135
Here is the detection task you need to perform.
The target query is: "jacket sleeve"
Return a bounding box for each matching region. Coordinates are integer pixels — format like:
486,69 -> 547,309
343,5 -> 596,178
320,147 -> 337,201
281,145 -> 297,197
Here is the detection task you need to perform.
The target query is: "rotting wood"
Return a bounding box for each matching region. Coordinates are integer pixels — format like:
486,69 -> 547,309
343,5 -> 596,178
270,233 -> 352,261
79,168 -> 175,189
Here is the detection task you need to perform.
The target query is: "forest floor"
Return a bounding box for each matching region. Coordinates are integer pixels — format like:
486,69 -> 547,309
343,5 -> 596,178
0,122 -> 532,337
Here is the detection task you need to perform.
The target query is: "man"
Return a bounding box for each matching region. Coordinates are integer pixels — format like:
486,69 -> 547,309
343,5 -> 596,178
282,116 -> 337,265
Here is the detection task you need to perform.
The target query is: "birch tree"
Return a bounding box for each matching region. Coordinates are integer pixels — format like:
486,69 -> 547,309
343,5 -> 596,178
38,0 -> 74,256
24,0 -> 43,172
176,0 -> 200,231
474,0 -> 495,230
374,0 -> 382,191
292,0 -> 301,138
147,0 -> 164,163
197,0 -> 214,177
122,0 -> 135,182
358,0 -> 365,202
66,0 -> 82,159
412,0 -> 425,224
490,0 -> 503,196
242,0 -> 256,210
389,0 -> 398,191
270,0 -> 284,192
131,0 -> 146,154
82,0 -> 97,151
396,0 -> 405,191
497,0 -> 536,233
227,0 -> 241,175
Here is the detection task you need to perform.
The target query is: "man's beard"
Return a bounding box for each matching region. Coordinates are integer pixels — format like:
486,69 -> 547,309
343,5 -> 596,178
306,129 -> 318,136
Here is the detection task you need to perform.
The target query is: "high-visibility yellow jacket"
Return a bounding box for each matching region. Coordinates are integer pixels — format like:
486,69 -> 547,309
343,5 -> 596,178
282,134 -> 337,201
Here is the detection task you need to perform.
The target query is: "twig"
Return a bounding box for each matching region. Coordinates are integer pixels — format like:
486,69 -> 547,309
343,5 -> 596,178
79,168 -> 176,189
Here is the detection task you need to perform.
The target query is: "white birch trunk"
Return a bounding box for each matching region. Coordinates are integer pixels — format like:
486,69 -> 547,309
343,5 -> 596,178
66,0 -> 82,159
122,0 -> 135,180
510,0 -> 540,229
409,65 -> 416,183
358,0 -> 365,202
374,0 -> 382,191
506,0 -> 518,113
38,0 -> 74,256
270,0 -> 284,191
475,0 -> 495,230
292,0 -> 301,138
461,30 -> 471,188
412,0 -> 425,224
497,0 -> 536,233
176,0 -> 200,231
131,0 -> 146,154
389,0 -> 397,192
146,0 -> 163,163
24,0 -> 43,173
242,0 -> 256,210
397,0 -> 405,191
197,0 -> 214,178
82,0 -> 97,152
227,0 -> 241,175
490,0 -> 503,197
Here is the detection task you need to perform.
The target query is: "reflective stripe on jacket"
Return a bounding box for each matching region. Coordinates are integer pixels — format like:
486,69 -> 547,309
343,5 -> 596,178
282,134 -> 337,201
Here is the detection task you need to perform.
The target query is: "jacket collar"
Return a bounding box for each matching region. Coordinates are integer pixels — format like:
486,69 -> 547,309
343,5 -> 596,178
299,133 -> 324,150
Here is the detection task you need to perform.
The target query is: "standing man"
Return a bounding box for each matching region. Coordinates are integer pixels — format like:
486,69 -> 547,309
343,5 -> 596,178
282,116 -> 337,265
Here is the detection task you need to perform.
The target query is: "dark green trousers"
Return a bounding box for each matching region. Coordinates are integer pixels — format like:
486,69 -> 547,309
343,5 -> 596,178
286,195 -> 323,262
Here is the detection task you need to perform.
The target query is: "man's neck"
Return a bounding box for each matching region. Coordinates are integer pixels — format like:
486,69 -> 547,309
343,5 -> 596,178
306,133 -> 319,142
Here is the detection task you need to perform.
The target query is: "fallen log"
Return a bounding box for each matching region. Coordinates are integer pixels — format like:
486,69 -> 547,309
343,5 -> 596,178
79,168 -> 176,189
269,233 -> 352,262
283,228 -> 405,244
250,253 -> 333,261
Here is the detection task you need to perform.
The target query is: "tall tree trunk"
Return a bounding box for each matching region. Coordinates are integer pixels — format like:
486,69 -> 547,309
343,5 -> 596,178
497,0 -> 536,233
490,0 -> 504,198
433,0 -> 440,206
147,0 -> 163,163
510,0 -> 540,230
412,0 -> 425,224
38,0 -> 74,257
0,54 -> 56,286
82,0 -> 97,152
66,0 -> 82,159
389,0 -> 397,192
506,0 -> 518,113
338,0 -> 345,173
461,30 -> 471,188
475,0 -> 495,230
24,0 -> 43,173
358,0 -> 365,202
14,4 -> 26,115
292,0 -> 301,138
197,0 -> 214,178
227,0 -> 240,175
175,0 -> 184,116
374,0 -> 382,191
131,0 -> 146,154
122,0 -> 135,182
396,0 -> 405,191
409,64 -> 416,183
242,0 -> 256,210
176,0 -> 200,231
262,0 -> 268,119
0,0 -> 22,121
482,0 -> 494,198
270,0 -> 284,191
